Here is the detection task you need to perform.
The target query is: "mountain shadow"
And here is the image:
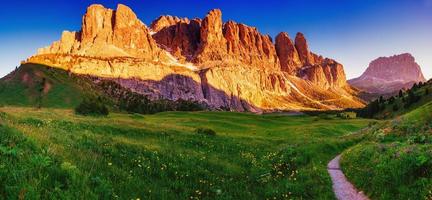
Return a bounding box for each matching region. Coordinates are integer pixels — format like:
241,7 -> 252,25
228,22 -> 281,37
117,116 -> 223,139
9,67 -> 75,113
0,63 -> 259,112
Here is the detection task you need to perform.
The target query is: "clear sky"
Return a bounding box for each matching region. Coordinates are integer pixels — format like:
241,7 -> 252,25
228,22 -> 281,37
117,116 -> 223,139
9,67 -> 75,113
0,0 -> 431,79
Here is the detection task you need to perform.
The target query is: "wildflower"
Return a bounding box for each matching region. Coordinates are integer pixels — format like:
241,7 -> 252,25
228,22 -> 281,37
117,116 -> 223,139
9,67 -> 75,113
108,162 -> 112,166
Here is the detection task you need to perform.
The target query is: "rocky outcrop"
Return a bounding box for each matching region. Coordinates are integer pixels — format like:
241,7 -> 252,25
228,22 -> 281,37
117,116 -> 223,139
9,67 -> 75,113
151,16 -> 201,61
295,33 -> 316,66
275,32 -> 302,74
28,4 -> 364,112
194,9 -> 228,63
150,15 -> 190,32
299,59 -> 347,88
223,21 -> 279,69
349,53 -> 426,94
39,4 -> 167,61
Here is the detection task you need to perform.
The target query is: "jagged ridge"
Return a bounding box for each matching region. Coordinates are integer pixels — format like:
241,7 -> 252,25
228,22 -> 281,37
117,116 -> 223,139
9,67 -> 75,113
26,4 -> 364,112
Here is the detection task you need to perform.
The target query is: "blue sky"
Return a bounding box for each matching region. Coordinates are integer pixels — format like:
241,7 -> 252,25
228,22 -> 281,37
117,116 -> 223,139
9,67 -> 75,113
0,0 -> 431,79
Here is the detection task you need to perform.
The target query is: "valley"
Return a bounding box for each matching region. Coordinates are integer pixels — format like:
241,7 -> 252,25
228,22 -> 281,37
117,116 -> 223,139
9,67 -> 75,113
0,107 -> 371,199
0,2 -> 431,200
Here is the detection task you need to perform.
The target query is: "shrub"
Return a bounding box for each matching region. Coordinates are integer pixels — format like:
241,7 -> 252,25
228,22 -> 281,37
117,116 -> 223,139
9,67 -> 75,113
392,104 -> 399,111
75,97 -> 109,116
175,99 -> 205,111
337,112 -> 357,119
195,127 -> 216,136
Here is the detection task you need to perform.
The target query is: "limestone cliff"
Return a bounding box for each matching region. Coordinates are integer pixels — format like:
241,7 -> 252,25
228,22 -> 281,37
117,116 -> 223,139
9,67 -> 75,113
27,4 -> 364,112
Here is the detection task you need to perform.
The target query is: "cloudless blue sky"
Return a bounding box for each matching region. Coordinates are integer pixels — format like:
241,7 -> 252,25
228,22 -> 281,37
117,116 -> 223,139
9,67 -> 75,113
0,0 -> 431,79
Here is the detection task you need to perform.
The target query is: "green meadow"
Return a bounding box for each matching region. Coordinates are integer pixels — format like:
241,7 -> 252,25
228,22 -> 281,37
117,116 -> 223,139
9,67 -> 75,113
0,107 -> 372,199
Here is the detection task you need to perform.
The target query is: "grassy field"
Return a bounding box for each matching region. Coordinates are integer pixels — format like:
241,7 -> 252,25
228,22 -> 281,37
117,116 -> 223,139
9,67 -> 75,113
0,107 -> 372,199
341,102 -> 432,200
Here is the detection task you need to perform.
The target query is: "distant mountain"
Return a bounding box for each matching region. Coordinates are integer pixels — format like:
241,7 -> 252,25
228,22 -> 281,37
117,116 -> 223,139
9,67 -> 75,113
22,4 -> 364,112
349,53 -> 426,95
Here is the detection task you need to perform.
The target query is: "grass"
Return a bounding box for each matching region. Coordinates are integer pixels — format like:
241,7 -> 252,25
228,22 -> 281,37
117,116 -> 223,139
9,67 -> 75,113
341,102 -> 432,200
0,107 -> 372,199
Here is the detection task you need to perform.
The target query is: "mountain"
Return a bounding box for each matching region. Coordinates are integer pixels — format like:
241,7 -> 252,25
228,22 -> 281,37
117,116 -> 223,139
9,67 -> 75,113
23,4 -> 364,112
349,53 -> 426,95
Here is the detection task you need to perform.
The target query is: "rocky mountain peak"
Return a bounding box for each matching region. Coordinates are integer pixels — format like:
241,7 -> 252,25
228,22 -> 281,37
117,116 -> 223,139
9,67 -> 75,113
114,4 -> 141,28
38,4 -> 165,60
362,53 -> 425,82
349,53 -> 426,94
295,32 -> 314,65
150,15 -> 190,32
275,32 -> 302,74
194,9 -> 227,62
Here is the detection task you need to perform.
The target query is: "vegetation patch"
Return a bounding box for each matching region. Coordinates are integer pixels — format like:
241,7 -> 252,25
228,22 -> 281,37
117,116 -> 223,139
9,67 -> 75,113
357,80 -> 432,119
75,97 -> 109,116
195,127 -> 217,136
341,101 -> 432,200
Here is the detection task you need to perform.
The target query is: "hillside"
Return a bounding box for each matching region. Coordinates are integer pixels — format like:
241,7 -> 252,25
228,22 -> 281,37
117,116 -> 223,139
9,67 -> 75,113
357,79 -> 432,119
340,101 -> 432,199
24,4 -> 364,112
0,63 -> 207,114
0,63 -> 109,108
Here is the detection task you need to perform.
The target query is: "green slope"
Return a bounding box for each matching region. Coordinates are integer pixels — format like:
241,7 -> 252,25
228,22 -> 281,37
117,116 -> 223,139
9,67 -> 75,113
0,64 -> 206,114
341,101 -> 432,199
0,63 -> 109,108
358,80 -> 432,119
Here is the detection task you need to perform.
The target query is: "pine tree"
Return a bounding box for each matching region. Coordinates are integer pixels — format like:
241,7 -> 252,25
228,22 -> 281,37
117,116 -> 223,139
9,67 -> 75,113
392,104 -> 399,111
379,96 -> 384,104
398,90 -> 403,98
388,96 -> 395,104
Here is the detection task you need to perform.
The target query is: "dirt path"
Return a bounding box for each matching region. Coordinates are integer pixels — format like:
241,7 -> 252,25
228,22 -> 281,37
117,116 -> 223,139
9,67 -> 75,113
327,155 -> 369,200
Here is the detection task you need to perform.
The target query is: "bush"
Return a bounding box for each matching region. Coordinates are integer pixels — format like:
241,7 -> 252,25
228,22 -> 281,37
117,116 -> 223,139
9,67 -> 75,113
194,127 -> 216,136
392,104 -> 399,111
337,112 -> 357,119
175,99 -> 205,111
75,97 -> 109,116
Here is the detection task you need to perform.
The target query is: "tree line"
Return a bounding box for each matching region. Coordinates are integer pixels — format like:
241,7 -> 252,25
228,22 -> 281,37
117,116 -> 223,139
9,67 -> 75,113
357,81 -> 431,118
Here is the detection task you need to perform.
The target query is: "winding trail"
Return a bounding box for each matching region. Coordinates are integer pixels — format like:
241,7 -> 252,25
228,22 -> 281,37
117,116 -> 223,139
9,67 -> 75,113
327,155 -> 370,200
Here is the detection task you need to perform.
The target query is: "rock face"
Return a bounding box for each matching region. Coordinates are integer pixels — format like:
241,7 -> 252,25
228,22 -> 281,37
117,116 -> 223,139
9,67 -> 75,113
349,53 -> 426,94
275,32 -> 301,74
39,4 -> 166,60
223,21 -> 279,69
27,4 -> 364,112
295,33 -> 315,66
151,16 -> 201,61
194,9 -> 228,63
